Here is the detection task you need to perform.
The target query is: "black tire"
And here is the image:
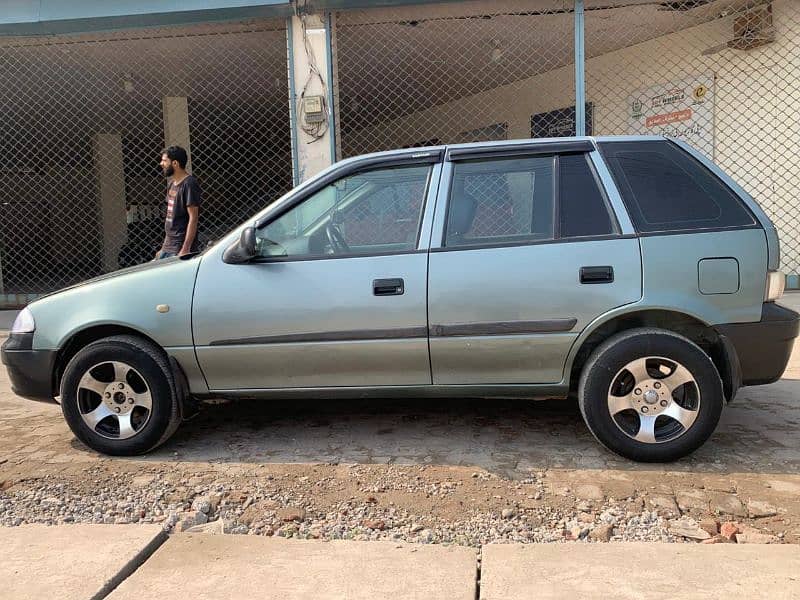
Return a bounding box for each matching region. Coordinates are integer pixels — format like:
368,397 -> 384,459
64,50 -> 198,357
61,335 -> 181,456
578,327 -> 724,462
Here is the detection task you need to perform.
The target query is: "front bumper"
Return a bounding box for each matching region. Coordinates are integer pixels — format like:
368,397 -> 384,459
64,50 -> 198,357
1,333 -> 57,403
715,302 -> 800,386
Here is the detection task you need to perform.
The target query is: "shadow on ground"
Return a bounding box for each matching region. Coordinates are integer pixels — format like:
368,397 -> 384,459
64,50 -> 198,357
112,377 -> 800,478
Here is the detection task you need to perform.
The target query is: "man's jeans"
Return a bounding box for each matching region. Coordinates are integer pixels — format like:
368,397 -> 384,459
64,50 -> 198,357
155,251 -> 177,260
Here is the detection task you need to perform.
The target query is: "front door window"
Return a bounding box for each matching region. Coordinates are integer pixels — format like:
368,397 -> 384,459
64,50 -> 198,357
256,164 -> 432,259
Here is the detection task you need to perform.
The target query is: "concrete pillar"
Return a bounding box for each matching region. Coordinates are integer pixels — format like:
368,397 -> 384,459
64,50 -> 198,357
92,133 -> 128,273
290,14 -> 335,182
162,96 -> 193,173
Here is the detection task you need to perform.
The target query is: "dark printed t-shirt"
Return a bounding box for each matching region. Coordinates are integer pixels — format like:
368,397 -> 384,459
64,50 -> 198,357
163,175 -> 202,252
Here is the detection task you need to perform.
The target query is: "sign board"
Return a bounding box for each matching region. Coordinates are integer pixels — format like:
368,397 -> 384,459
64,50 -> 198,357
531,103 -> 593,139
627,75 -> 714,157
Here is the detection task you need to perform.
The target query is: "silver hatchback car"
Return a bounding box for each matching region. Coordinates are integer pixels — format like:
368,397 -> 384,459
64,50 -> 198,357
3,136 -> 797,462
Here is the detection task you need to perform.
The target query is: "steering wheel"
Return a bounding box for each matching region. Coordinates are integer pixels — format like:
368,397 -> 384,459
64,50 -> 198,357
325,222 -> 351,254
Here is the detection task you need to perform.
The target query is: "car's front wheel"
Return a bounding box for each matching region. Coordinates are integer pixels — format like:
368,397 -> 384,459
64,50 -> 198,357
60,335 -> 181,456
578,328 -> 724,462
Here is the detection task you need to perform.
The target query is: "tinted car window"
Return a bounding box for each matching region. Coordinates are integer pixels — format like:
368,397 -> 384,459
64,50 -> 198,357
445,156 -> 554,247
598,141 -> 755,233
559,154 -> 615,238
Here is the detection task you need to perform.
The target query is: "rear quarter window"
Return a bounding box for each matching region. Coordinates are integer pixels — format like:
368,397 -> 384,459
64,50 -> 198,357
598,141 -> 755,233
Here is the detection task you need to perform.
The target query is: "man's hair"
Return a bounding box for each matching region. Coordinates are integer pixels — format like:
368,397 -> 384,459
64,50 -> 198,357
162,145 -> 188,169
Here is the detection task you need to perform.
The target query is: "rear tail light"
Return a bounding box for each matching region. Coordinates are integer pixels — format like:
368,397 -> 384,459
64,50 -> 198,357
765,270 -> 785,302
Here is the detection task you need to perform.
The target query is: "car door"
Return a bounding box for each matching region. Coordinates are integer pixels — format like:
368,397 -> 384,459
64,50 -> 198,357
192,154 -> 441,391
427,141 -> 642,384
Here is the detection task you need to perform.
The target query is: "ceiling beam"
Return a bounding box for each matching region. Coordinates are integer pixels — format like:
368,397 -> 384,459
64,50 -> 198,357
0,1 -> 293,36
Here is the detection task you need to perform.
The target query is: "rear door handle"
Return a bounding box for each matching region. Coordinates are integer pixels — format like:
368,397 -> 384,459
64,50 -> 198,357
373,278 -> 404,296
580,266 -> 614,284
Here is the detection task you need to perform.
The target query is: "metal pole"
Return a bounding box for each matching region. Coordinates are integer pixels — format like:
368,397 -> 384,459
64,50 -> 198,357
325,12 -> 338,163
286,17 -> 300,186
574,0 -> 586,137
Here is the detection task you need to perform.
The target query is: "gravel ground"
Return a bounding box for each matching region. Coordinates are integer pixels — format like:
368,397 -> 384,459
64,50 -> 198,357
0,463 -> 790,546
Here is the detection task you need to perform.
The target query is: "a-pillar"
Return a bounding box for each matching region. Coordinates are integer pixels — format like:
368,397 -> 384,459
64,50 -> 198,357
92,133 -> 128,273
162,96 -> 193,173
289,13 -> 335,183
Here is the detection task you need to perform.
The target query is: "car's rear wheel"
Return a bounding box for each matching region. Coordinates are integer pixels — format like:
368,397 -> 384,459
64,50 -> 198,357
578,328 -> 724,462
61,335 -> 181,455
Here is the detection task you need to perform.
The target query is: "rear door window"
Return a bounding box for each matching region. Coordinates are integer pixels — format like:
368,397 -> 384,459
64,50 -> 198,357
444,155 -> 555,247
598,140 -> 755,233
444,152 -> 620,247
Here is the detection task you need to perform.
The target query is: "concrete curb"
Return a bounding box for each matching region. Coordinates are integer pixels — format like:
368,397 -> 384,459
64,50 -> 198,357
0,524 -> 167,600
107,534 -> 478,600
4,525 -> 800,599
479,542 -> 800,599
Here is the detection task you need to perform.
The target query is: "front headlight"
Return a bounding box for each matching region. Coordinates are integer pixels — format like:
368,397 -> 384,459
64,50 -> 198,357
765,271 -> 786,302
11,307 -> 35,334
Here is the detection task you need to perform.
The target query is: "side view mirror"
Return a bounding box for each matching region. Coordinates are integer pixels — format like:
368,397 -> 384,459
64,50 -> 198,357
222,226 -> 257,264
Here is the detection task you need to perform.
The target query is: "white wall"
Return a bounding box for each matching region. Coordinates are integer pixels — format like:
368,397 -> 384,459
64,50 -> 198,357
351,64 -> 575,146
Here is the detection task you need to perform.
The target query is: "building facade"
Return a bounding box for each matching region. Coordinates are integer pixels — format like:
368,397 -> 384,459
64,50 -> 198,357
1,0 -> 798,305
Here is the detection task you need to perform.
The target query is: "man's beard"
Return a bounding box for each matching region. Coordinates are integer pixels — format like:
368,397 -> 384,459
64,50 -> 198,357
163,165 -> 174,178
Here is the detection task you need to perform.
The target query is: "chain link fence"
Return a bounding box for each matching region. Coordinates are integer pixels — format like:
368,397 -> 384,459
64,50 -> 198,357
0,20 -> 292,306
332,1 -> 579,160
584,0 -> 800,278
332,0 -> 800,280
2,1 -> 799,303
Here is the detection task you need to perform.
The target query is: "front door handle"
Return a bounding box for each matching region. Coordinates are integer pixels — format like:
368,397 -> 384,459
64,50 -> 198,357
373,278 -> 404,296
580,266 -> 614,284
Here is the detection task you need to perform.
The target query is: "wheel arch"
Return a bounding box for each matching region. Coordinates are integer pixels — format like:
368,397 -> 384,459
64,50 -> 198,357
566,308 -> 739,402
54,324 -> 173,398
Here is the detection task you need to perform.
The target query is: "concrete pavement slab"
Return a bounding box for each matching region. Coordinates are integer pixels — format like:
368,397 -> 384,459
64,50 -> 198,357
779,291 -> 800,313
108,534 -> 477,600
0,524 -> 166,600
480,543 -> 800,600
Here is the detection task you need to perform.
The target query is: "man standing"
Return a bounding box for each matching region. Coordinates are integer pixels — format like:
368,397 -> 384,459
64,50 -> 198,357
155,145 -> 201,260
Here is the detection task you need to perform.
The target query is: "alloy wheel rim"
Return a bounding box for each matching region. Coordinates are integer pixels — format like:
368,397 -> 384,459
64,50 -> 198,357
77,361 -> 153,440
606,356 -> 700,444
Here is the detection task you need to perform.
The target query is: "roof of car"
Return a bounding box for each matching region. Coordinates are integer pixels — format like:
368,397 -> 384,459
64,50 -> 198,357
337,135 -> 669,168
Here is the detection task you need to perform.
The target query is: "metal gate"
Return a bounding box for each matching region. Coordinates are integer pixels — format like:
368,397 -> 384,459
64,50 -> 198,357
0,20 -> 293,306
